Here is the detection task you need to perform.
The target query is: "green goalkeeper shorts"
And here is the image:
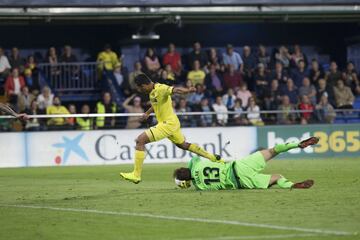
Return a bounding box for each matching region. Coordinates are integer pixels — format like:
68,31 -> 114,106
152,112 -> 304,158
233,151 -> 271,189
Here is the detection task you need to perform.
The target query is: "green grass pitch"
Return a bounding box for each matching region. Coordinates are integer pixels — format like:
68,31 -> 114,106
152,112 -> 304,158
0,159 -> 359,240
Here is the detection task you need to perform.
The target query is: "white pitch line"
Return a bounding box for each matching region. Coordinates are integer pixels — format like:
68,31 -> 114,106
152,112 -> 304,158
189,233 -> 323,240
0,204 -> 356,237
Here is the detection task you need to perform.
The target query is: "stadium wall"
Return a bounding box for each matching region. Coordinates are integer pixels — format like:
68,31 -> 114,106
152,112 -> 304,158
0,124 -> 358,168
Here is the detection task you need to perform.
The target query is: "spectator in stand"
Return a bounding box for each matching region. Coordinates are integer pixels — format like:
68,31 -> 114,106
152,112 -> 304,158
222,44 -> 243,72
187,60 -> 206,86
223,64 -> 243,90
236,83 -> 252,108
222,88 -> 236,110
5,68 -> 26,107
24,100 -> 43,131
247,97 -> 264,126
177,98 -> 193,127
208,48 -> 222,71
291,59 -> 307,87
269,62 -> 288,90
233,99 -> 249,126
9,47 -> 25,70
97,44 -> 120,75
122,94 -> 144,129
76,104 -> 93,130
275,46 -> 291,69
95,91 -> 117,129
298,95 -> 314,124
342,61 -> 360,96
188,41 -> 208,68
60,45 -> 78,63
299,77 -> 317,105
47,47 -> 61,77
23,68 -> 39,95
254,63 -> 269,98
282,78 -> 298,104
17,86 -> 35,113
144,48 -> 161,77
158,69 -> 173,86
162,43 -> 182,76
67,104 -> 77,128
333,79 -> 355,109
0,47 -> 11,81
308,59 -> 324,86
316,78 -> 335,106
291,45 -> 308,68
187,84 -> 205,110
128,61 -> 143,92
37,86 -> 54,111
199,97 -> 213,127
263,79 -> 282,111
277,95 -> 297,124
113,63 -> 124,88
257,44 -> 270,69
46,96 -> 70,130
315,95 -> 336,123
242,46 -> 257,89
212,95 -> 228,126
164,64 -> 176,83
325,61 -> 342,87
205,63 -> 223,96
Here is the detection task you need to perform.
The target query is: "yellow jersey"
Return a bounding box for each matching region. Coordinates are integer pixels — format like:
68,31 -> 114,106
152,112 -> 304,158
149,83 -> 178,123
46,105 -> 70,125
187,70 -> 205,85
97,51 -> 120,71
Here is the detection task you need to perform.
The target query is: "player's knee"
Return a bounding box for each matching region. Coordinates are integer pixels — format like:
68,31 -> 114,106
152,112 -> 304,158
272,174 -> 282,181
176,142 -> 189,150
135,137 -> 146,147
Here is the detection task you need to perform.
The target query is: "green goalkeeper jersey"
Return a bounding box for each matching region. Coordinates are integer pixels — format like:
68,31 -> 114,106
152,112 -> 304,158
188,156 -> 239,190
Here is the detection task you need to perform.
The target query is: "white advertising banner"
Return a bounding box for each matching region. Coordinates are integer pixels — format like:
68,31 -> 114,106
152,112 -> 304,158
0,133 -> 25,168
1,127 -> 257,167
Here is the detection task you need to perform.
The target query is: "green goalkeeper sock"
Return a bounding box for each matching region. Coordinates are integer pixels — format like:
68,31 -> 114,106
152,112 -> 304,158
274,142 -> 299,154
277,177 -> 294,189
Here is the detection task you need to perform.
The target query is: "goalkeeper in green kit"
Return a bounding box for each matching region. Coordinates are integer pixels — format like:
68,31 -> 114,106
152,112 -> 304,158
173,137 -> 319,190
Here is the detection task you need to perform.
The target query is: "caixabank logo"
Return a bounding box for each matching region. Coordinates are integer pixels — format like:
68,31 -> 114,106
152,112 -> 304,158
52,133 -> 89,165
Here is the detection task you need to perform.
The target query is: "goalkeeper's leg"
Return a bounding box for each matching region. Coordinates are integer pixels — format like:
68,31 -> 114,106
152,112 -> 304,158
260,136 -> 319,162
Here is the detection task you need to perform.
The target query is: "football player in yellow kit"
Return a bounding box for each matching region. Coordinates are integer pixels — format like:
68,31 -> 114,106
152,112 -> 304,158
120,73 -> 223,184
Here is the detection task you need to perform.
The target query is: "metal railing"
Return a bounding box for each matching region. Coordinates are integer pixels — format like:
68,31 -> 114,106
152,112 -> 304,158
38,62 -> 99,92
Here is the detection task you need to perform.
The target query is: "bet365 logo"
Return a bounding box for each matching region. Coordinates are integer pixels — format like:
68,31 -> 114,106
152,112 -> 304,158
267,130 -> 360,154
267,132 -> 314,154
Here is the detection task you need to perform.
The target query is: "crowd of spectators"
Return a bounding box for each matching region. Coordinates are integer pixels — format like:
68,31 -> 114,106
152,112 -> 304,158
0,42 -> 359,131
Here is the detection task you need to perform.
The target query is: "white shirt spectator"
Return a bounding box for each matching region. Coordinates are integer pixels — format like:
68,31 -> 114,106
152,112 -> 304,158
223,52 -> 243,71
13,77 -> 21,94
212,102 -> 228,125
247,105 -> 261,121
37,93 -> 54,110
0,55 -> 11,73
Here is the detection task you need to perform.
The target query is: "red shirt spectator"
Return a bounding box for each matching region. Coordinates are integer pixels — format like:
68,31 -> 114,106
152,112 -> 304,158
5,68 -> 26,96
163,43 -> 182,74
298,95 -> 314,123
223,64 -> 243,89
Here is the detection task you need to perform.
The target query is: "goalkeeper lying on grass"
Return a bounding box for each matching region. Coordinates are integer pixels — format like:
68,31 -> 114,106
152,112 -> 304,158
174,137 -> 319,190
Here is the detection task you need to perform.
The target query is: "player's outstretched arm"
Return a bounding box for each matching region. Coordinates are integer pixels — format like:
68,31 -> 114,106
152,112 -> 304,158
172,87 -> 196,95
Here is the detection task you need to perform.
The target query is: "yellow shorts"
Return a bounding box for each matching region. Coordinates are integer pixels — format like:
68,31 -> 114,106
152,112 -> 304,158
145,121 -> 185,145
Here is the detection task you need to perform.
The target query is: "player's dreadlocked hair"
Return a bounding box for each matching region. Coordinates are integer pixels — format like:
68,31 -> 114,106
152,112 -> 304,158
173,168 -> 191,181
135,73 -> 152,86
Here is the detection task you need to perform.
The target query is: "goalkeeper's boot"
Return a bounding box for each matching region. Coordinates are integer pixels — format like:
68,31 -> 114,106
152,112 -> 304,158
292,179 -> 314,189
215,154 -> 225,164
298,137 -> 319,149
119,172 -> 141,184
